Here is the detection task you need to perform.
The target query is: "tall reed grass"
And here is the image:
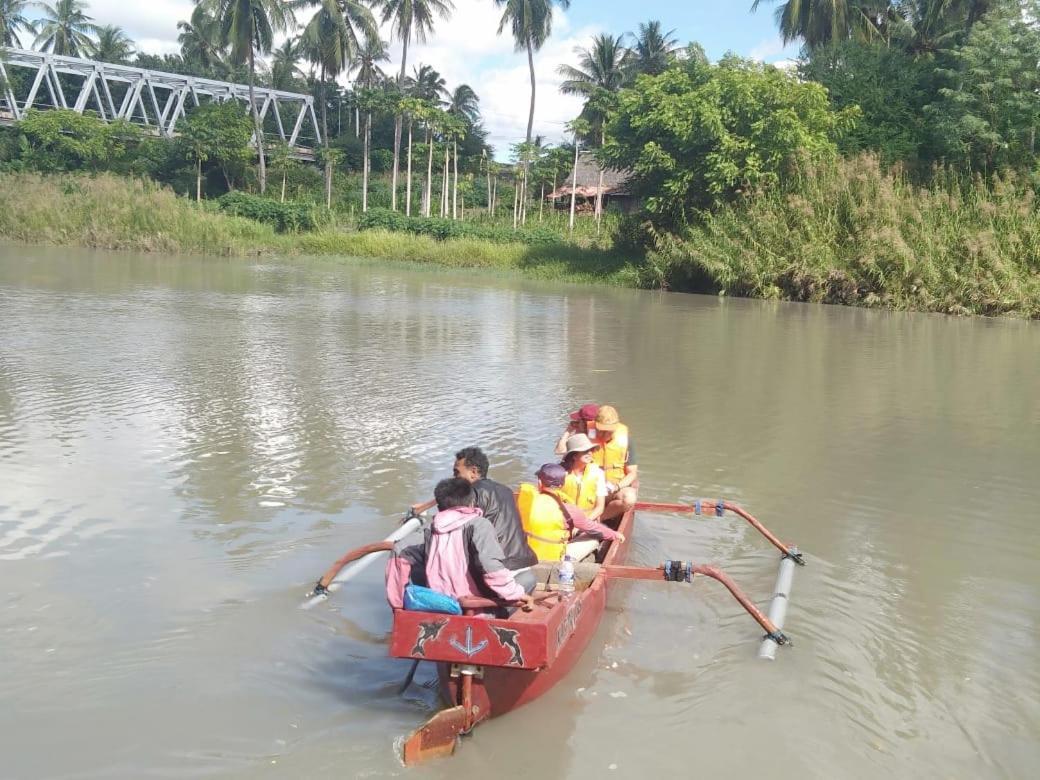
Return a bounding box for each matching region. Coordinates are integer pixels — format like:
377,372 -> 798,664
0,172 -> 638,285
647,154 -> 1040,317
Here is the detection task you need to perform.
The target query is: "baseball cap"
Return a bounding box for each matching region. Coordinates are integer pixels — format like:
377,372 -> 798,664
569,403 -> 599,422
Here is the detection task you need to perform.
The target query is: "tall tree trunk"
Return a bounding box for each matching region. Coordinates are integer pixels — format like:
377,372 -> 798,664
569,137 -> 579,233
539,183 -> 544,221
485,155 -> 492,217
452,139 -> 458,220
525,36 -> 535,144
594,128 -> 605,233
196,157 -> 202,202
441,143 -> 449,217
320,66 -> 331,210
406,117 -> 413,217
425,126 -> 434,217
491,176 -> 497,216
391,35 -> 410,212
281,171 -> 286,203
363,112 -> 371,212
460,192 -> 464,220
512,172 -> 519,229
355,105 -> 359,138
248,49 -> 266,194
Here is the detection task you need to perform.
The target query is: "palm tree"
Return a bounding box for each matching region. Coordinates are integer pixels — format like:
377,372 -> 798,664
91,25 -> 135,64
750,0 -> 891,48
374,0 -> 454,211
300,0 -> 377,205
270,36 -> 306,90
494,0 -> 570,145
446,83 -> 480,125
558,33 -> 629,227
34,0 -> 99,57
628,20 -> 678,76
178,3 -> 226,75
212,0 -> 292,195
407,63 -> 448,103
0,0 -> 37,48
349,34 -> 388,136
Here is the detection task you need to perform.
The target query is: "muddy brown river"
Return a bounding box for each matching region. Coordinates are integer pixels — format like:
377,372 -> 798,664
1,246 -> 1038,778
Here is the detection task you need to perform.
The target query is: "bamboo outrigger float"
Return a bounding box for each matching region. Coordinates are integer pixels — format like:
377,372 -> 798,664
306,497 -> 804,764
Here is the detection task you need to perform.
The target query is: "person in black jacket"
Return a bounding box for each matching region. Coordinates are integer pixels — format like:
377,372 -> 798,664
453,446 -> 538,588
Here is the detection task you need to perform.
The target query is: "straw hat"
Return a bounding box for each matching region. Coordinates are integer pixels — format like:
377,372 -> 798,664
564,433 -> 599,454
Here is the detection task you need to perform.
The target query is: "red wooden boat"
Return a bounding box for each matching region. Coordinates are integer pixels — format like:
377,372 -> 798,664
308,498 -> 803,764
392,507 -> 635,763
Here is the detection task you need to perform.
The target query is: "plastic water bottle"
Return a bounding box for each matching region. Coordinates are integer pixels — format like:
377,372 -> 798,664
558,555 -> 575,597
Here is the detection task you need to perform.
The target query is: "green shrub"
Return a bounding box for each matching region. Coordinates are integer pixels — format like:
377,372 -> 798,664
357,208 -> 559,245
217,191 -> 319,232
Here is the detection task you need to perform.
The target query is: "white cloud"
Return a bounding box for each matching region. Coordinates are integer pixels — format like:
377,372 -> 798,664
86,1 -> 193,45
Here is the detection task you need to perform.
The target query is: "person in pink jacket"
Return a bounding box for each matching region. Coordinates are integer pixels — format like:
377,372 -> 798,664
386,478 -> 535,612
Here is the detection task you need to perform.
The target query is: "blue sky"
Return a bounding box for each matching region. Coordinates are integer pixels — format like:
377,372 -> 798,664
61,2 -> 801,154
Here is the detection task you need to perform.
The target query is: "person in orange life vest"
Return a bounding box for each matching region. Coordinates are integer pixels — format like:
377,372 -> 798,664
533,464 -> 625,549
554,403 -> 599,456
385,478 -> 535,611
559,433 -> 607,522
592,405 -> 638,521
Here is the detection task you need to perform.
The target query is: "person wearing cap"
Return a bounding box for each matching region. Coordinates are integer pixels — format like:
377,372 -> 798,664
559,433 -> 608,522
590,405 -> 638,521
520,463 -> 625,562
554,403 -> 599,456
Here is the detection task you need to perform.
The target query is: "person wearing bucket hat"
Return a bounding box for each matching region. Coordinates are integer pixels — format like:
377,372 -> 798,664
559,433 -> 608,522
554,403 -> 599,455
519,463 -> 624,562
590,405 -> 639,521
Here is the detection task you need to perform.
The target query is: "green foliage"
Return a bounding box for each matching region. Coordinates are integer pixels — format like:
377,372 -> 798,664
798,41 -> 928,164
643,153 -> 1040,317
358,207 -> 560,244
177,101 -> 253,183
217,191 -> 320,232
925,2 -> 1040,173
17,110 -> 140,172
601,56 -> 858,230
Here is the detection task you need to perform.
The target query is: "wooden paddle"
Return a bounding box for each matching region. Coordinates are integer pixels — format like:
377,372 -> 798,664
635,499 -> 805,565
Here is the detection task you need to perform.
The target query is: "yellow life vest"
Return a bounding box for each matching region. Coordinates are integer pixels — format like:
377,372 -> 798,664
561,464 -> 602,511
517,483 -> 570,561
591,423 -> 629,485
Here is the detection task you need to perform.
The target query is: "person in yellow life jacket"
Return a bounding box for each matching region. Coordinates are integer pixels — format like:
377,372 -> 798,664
521,464 -> 624,562
591,405 -> 638,521
559,433 -> 607,522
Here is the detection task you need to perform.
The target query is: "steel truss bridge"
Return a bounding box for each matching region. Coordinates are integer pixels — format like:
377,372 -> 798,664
0,48 -> 321,159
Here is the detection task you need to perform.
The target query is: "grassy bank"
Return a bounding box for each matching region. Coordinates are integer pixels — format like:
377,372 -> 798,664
0,172 -> 638,284
647,155 -> 1040,318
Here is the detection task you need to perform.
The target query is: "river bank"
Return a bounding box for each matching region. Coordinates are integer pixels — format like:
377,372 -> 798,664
1,170 -> 1037,318
0,172 -> 638,286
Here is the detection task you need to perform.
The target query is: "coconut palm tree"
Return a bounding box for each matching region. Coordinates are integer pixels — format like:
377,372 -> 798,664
374,0 -> 454,211
446,83 -> 480,125
34,0 -> 99,57
494,0 -> 570,145
628,20 -> 678,77
407,63 -> 448,104
558,33 -> 629,227
299,0 -> 377,204
90,25 -> 135,64
211,0 -> 293,195
0,0 -> 37,48
750,0 -> 891,48
348,33 -> 388,134
178,3 -> 226,75
270,36 -> 306,90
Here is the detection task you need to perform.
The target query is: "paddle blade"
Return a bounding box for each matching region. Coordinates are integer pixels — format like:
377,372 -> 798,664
402,706 -> 467,765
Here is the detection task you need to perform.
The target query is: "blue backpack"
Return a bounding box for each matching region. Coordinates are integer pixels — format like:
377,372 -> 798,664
403,583 -> 462,615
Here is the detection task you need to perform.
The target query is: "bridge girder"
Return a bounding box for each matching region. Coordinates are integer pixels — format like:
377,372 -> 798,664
0,48 -> 321,156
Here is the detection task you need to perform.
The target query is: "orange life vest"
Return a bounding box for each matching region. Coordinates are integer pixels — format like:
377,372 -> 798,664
591,423 -> 629,485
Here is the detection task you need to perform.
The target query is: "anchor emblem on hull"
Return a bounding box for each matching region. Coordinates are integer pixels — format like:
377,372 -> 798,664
449,626 -> 488,658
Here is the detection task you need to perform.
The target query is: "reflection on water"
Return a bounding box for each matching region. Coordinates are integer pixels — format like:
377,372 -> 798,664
1,246 -> 1038,778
